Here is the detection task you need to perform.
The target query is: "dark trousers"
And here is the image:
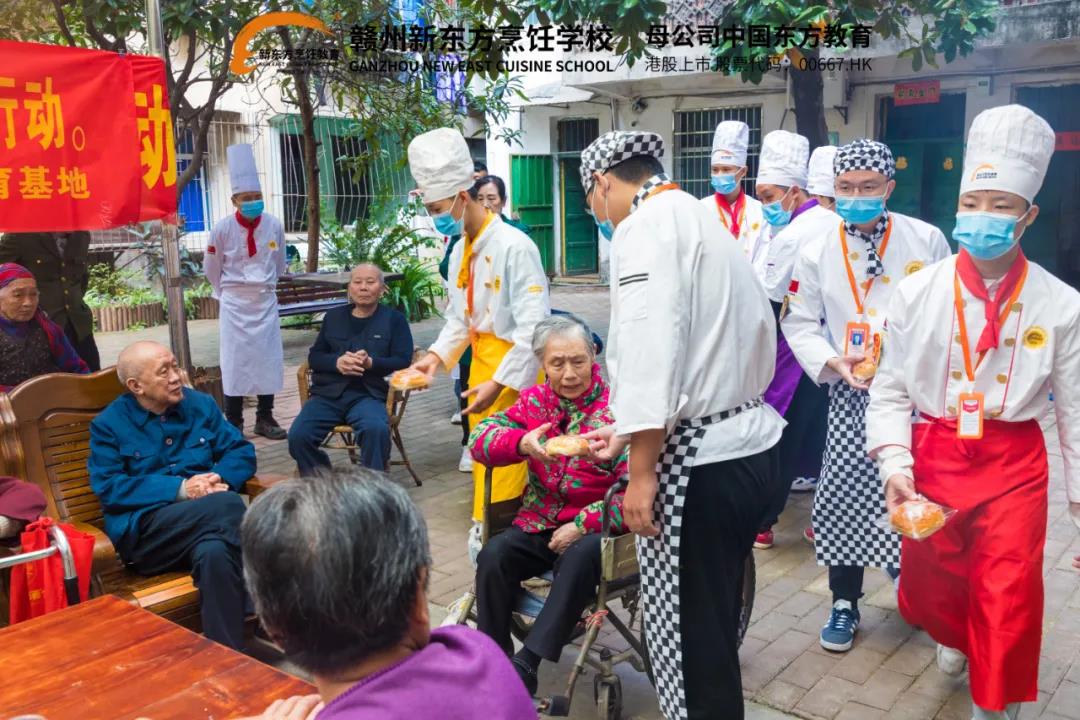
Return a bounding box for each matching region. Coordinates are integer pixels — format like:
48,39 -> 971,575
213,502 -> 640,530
288,388 -> 390,473
125,492 -> 247,650
457,359 -> 471,446
224,394 -> 275,425
762,372 -> 829,529
64,322 -> 100,372
679,447 -> 780,720
475,527 -> 602,661
829,565 -> 865,607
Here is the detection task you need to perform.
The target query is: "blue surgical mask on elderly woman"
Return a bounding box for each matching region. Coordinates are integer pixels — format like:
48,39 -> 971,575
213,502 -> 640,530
835,195 -> 886,225
953,211 -> 1027,260
432,195 -> 464,237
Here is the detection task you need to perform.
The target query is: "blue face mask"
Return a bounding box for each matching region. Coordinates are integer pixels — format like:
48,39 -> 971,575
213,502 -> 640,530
711,173 -> 739,195
762,190 -> 793,228
239,199 -> 264,220
432,196 -> 464,237
953,211 -> 1024,260
595,217 -> 615,241
835,195 -> 886,225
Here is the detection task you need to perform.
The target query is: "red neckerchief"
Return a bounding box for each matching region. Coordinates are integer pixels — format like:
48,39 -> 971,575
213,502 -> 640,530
714,190 -> 745,239
235,212 -> 260,257
956,248 -> 1028,354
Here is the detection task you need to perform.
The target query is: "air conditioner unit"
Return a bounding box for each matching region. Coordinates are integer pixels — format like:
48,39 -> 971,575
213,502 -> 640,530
823,67 -> 847,109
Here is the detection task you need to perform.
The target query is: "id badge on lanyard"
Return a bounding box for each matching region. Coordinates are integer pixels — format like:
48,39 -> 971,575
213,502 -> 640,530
844,321 -> 871,358
957,391 -> 985,439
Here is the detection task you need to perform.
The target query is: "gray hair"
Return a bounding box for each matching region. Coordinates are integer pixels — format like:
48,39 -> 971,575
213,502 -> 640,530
241,468 -> 431,675
351,263 -> 386,286
531,313 -> 596,361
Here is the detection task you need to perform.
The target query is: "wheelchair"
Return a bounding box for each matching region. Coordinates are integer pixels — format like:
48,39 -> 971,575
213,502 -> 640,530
443,467 -> 757,719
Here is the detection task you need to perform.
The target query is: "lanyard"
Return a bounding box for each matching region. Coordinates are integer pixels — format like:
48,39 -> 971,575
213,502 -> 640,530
838,217 -> 892,318
714,191 -> 745,237
952,262 -> 1028,382
645,182 -> 679,202
463,211 -> 497,320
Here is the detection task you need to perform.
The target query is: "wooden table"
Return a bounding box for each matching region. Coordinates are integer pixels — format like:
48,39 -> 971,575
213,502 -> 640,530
0,595 -> 314,719
291,270 -> 403,287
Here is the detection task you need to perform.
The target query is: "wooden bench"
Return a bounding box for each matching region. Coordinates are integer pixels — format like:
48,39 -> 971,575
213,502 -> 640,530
276,278 -> 349,320
0,369 -> 282,631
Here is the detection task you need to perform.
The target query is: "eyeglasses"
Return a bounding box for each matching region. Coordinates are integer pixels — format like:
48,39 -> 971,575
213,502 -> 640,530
835,181 -> 889,196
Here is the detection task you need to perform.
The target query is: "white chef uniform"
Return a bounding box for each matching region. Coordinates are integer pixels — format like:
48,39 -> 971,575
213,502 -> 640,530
204,144 -> 286,397
698,121 -> 771,284
581,129 -> 784,720
865,104 -> 1080,715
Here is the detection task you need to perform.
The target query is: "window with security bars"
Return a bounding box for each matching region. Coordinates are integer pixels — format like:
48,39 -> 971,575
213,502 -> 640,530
557,118 -> 600,154
279,131 -> 371,232
673,106 -> 762,200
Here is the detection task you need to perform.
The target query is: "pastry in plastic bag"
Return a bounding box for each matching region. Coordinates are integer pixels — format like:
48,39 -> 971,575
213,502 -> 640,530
852,332 -> 882,381
389,368 -> 430,391
544,435 -> 590,457
880,499 -> 956,540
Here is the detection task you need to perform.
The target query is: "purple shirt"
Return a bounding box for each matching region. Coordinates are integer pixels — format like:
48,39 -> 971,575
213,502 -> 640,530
317,626 -> 536,720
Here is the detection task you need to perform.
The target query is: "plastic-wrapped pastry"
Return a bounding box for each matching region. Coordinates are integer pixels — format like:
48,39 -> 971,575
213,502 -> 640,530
389,368 -> 430,391
543,435 -> 590,457
887,500 -> 951,540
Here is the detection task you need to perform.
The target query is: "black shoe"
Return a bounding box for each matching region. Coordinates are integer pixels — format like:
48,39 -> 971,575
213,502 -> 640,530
511,656 -> 538,697
254,416 -> 287,440
227,417 -> 243,433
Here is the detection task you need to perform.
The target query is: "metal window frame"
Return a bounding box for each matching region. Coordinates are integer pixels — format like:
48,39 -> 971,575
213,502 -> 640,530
672,105 -> 763,200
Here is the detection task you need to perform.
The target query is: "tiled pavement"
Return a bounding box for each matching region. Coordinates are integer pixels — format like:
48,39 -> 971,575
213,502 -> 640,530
96,286 -> 1080,720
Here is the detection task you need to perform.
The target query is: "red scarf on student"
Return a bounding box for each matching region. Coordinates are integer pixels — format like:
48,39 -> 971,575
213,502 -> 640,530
235,212 -> 260,257
714,190 -> 745,239
956,247 -> 1028,353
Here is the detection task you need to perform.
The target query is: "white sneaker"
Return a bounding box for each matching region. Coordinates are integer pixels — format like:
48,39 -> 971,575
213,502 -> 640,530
450,411 -> 462,425
458,446 -> 474,473
937,643 -> 967,676
791,476 -> 818,493
972,703 -> 1019,720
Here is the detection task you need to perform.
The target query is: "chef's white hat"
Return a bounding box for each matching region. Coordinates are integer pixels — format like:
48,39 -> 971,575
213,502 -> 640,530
227,144 -> 261,195
806,145 -> 838,197
711,121 -> 749,167
756,130 -> 809,188
960,104 -> 1055,204
407,127 -> 475,202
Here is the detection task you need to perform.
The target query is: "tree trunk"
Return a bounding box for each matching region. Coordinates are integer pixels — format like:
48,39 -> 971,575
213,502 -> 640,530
278,27 -> 322,272
790,47 -> 830,153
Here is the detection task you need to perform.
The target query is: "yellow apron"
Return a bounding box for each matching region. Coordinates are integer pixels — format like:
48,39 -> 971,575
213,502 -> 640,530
468,332 -> 530,521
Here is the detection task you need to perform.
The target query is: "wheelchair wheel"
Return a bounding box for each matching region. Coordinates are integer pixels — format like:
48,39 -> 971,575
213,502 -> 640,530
594,675 -> 622,720
737,551 -> 756,647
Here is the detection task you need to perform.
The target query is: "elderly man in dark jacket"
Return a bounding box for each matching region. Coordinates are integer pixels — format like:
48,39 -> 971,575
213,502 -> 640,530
88,340 -> 256,650
0,231 -> 100,371
288,264 -> 414,475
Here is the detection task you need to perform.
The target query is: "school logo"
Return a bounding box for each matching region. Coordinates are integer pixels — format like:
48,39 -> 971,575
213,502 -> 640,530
230,11 -> 333,75
971,163 -> 998,182
268,240 -> 279,250
904,260 -> 924,276
1023,326 -> 1047,349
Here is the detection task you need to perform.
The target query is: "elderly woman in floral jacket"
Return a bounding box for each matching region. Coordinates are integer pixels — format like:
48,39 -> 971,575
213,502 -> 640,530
471,313 -> 627,696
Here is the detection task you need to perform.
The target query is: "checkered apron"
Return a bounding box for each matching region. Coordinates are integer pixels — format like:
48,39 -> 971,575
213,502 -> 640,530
638,398 -> 764,720
812,382 -> 900,567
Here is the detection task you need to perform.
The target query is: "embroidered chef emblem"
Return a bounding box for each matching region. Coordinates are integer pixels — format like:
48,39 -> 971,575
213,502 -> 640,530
1023,326 -> 1047,349
494,276 -> 501,291
268,240 -> 278,250
905,260 -> 924,276
751,222 -> 760,231
527,284 -> 543,294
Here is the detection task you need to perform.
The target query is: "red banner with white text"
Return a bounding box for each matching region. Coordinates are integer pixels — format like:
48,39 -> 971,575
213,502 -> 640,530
0,40 -> 178,232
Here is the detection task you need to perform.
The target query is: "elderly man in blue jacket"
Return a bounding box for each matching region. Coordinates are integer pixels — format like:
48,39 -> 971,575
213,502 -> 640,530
88,340 -> 256,650
288,264 -> 414,474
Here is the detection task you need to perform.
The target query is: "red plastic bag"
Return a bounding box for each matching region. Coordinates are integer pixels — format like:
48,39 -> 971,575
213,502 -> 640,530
8,517 -> 94,624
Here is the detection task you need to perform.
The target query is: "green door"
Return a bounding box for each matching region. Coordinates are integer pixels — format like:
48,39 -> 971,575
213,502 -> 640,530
560,157 -> 597,275
510,155 -> 555,275
1016,84 -> 1080,288
922,141 -> 965,245
887,141 -> 924,220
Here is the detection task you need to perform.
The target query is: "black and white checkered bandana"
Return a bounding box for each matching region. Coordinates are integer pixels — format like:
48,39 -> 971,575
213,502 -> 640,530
630,173 -> 674,212
579,131 -> 665,195
846,210 -> 890,278
834,139 -> 895,179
